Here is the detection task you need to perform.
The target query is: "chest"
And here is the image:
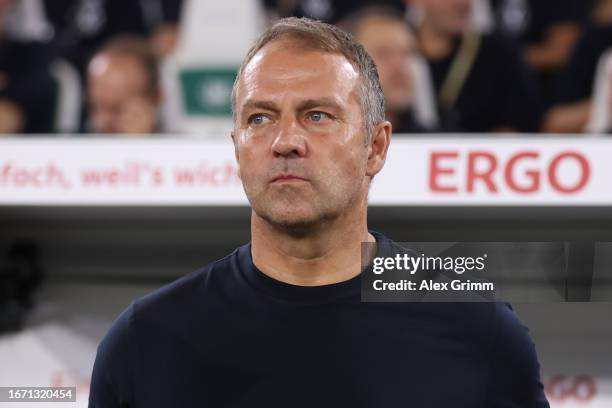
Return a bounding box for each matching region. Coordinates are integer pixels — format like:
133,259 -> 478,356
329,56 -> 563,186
132,305 -> 489,407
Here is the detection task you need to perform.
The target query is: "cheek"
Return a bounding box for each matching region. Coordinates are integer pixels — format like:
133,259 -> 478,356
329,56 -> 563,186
237,144 -> 268,186
325,142 -> 367,182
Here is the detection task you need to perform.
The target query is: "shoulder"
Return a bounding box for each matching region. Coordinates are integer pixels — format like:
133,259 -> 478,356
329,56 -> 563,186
132,246 -> 242,318
490,302 -> 535,357
98,245 -> 243,352
485,302 -> 550,407
89,246 -> 245,406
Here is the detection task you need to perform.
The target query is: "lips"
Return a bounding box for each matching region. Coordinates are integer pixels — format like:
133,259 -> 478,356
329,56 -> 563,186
271,174 -> 307,183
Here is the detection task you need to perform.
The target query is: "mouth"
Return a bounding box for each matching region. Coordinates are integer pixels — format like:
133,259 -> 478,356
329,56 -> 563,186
271,175 -> 308,184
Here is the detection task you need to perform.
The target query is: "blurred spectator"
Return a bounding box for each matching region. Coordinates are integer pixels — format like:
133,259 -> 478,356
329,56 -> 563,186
410,0 -> 542,132
42,0 -> 182,72
490,0 -> 588,71
488,0 -> 590,107
543,0 -> 612,133
86,36 -> 161,134
343,6 -> 434,133
543,26 -> 611,133
262,0 -> 405,24
0,0 -> 55,134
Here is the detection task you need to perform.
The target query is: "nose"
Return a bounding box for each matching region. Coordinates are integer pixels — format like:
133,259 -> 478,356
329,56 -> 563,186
271,116 -> 307,158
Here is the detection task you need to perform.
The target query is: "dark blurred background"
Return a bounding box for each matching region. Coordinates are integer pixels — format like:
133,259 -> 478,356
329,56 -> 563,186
2,0 -> 612,136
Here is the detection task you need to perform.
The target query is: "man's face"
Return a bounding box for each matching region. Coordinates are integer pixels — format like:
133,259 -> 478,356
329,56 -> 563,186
233,40 -> 370,230
356,17 -> 415,112
419,0 -> 473,35
87,53 -> 154,133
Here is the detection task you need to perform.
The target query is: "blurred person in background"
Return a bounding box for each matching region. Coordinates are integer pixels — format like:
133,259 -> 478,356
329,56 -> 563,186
409,0 -> 542,133
543,0 -> 612,133
86,36 -> 162,135
0,0 -> 55,134
488,0 -> 590,106
43,0 -> 183,71
343,6 -> 435,133
0,0 -> 183,134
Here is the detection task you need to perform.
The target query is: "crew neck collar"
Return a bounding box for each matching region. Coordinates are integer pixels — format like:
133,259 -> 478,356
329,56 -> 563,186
237,230 -> 392,304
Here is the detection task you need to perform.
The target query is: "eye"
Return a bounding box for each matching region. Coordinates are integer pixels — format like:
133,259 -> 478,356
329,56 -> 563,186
248,114 -> 269,126
308,111 -> 331,123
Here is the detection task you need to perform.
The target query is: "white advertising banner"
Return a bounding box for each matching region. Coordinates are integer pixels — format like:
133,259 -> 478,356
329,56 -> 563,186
544,375 -> 612,408
0,137 -> 610,206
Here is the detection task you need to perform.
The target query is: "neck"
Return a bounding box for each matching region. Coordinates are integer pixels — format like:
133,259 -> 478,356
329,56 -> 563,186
418,18 -> 455,60
250,198 -> 376,286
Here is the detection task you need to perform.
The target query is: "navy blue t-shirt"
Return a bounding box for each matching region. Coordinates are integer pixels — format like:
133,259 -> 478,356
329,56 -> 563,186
89,231 -> 550,407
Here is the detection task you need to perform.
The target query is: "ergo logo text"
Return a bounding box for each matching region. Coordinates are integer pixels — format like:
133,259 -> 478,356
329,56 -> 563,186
429,150 -> 590,194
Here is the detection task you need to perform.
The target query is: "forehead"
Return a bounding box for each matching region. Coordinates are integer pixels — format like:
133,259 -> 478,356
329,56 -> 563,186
236,40 -> 361,106
89,53 -> 147,91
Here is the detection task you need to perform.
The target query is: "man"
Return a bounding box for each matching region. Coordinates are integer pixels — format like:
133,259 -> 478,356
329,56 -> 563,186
409,0 -> 542,132
343,6 -> 433,133
86,35 -> 161,134
89,18 -> 549,407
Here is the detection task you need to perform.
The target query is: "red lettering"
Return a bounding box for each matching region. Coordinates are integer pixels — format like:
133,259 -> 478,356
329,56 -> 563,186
467,151 -> 498,193
505,151 -> 540,193
107,169 -> 119,185
544,375 -> 597,403
548,151 -> 590,194
429,152 -> 458,192
573,375 -> 596,402
429,150 -> 590,195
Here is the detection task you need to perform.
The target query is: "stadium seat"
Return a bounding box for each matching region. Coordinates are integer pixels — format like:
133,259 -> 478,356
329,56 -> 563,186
409,54 -> 440,130
160,0 -> 266,135
50,59 -> 82,134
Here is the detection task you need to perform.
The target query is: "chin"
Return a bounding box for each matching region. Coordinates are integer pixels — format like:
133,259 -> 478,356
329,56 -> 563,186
271,208 -> 317,227
258,205 -> 323,232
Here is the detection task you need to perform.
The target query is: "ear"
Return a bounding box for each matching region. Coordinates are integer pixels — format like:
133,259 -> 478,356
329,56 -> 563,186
230,130 -> 241,180
365,120 -> 392,178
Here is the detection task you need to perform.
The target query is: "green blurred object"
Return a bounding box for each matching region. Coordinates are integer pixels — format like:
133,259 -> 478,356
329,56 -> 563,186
179,68 -> 238,116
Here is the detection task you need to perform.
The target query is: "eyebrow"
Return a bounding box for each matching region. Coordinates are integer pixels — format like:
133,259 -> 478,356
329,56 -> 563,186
296,98 -> 343,113
241,100 -> 279,115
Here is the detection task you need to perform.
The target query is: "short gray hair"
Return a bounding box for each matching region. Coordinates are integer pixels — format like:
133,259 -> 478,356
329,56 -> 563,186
231,17 -> 385,143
